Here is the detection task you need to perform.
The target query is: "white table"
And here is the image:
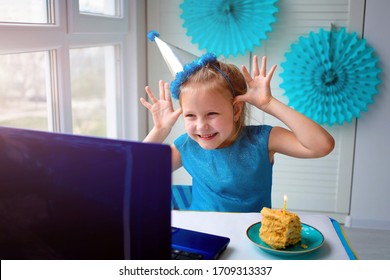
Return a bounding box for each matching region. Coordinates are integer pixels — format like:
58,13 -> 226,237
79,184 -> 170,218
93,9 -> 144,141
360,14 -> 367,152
172,210 -> 356,260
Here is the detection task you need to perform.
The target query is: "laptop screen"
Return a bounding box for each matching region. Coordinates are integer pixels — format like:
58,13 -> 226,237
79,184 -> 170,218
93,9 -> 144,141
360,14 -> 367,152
0,127 -> 171,260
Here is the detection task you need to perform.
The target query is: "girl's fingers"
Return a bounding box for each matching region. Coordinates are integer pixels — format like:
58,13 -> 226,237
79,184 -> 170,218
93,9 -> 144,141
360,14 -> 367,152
252,56 -> 259,76
267,65 -> 277,80
260,56 -> 267,77
159,80 -> 165,100
241,65 -> 253,83
252,55 -> 260,77
145,86 -> 158,103
140,97 -> 152,110
164,82 -> 171,101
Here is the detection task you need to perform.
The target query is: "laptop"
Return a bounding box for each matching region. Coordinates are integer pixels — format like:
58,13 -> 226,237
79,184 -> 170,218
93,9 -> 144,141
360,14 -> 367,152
171,227 -> 230,260
0,126 -> 229,260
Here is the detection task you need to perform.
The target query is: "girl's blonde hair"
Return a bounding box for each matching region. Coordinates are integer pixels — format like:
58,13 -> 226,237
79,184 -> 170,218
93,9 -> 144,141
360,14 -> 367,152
179,60 -> 248,141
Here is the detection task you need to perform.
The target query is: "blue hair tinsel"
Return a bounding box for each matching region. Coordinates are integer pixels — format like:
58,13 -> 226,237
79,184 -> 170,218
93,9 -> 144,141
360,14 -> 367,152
170,53 -> 218,99
170,53 -> 236,100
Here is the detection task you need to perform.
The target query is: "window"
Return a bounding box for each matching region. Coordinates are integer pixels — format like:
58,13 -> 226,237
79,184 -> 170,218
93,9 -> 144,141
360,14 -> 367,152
79,0 -> 121,17
0,51 -> 50,130
0,0 -> 143,140
0,0 -> 52,24
70,45 -> 118,137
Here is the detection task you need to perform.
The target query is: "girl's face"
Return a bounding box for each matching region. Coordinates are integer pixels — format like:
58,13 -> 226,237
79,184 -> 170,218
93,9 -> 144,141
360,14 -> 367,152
180,84 -> 236,150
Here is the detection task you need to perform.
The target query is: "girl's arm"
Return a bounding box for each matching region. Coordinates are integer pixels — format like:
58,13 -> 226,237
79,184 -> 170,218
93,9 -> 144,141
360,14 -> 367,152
237,56 -> 335,160
263,98 -> 335,159
140,80 -> 183,171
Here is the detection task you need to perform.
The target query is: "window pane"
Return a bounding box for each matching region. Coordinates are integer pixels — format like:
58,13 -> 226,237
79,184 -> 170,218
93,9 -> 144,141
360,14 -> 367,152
70,46 -> 117,138
0,0 -> 51,24
0,51 -> 49,131
79,0 -> 121,17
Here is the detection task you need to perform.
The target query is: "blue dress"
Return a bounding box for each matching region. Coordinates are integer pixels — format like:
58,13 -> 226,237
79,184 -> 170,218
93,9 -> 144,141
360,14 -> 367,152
174,125 -> 273,212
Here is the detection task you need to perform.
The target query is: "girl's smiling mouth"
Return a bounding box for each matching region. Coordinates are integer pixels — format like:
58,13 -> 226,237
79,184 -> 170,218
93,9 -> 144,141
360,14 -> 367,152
197,133 -> 218,140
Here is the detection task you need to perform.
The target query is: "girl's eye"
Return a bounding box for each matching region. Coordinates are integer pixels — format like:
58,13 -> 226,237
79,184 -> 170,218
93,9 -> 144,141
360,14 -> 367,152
208,112 -> 218,116
185,114 -> 195,118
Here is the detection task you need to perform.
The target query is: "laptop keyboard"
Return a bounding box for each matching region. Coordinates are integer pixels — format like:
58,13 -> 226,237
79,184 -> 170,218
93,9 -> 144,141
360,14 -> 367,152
171,249 -> 204,260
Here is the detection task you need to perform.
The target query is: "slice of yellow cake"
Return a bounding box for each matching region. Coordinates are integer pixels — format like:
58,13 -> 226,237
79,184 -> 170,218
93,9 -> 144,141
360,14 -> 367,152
259,207 -> 302,249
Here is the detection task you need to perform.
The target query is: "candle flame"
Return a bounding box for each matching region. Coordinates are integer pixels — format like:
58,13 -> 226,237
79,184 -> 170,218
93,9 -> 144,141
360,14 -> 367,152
284,195 -> 288,202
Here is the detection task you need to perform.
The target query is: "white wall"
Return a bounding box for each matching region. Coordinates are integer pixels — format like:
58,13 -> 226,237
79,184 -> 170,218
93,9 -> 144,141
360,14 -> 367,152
350,0 -> 390,230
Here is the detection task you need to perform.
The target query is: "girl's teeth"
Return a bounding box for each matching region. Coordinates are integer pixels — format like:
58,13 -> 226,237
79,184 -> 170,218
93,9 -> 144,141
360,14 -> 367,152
200,133 -> 215,139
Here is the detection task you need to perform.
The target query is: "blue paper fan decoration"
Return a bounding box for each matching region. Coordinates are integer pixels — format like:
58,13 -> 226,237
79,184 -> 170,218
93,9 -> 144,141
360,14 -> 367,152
280,27 -> 381,126
180,0 -> 278,58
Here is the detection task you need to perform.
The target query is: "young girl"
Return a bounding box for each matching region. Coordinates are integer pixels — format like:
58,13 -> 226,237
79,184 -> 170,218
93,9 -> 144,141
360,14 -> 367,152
141,54 -> 335,212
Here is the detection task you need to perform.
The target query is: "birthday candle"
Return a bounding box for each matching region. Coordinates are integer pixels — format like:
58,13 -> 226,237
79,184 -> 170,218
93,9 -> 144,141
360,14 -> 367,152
283,195 -> 288,213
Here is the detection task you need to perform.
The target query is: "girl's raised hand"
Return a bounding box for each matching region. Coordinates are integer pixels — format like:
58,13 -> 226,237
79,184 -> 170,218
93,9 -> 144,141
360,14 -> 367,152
140,80 -> 182,131
236,55 -> 277,112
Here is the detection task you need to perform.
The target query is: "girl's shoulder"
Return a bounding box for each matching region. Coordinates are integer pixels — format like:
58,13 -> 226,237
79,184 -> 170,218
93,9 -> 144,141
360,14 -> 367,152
174,133 -> 191,150
238,125 -> 273,148
242,124 -> 273,138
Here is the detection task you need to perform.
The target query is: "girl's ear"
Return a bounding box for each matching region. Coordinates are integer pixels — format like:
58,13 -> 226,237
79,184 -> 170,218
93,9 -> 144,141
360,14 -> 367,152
233,101 -> 244,122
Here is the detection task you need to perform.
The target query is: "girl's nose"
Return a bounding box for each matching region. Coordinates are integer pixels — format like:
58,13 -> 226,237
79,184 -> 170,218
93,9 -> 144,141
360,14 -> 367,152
197,118 -> 209,130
